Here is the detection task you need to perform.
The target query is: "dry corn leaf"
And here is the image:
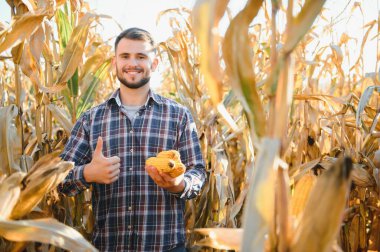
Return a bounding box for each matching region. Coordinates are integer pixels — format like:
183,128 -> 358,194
158,42 -> 194,112
10,154 -> 74,219
356,85 -> 380,128
11,41 -> 23,64
0,218 -> 96,251
0,172 -> 25,219
54,13 -> 99,88
359,208 -> 366,249
16,0 -> 37,12
351,165 -> 376,187
79,51 -> 106,84
350,20 -> 377,72
290,157 -> 321,182
47,104 -> 73,134
368,214 -> 380,250
290,156 -> 353,252
0,105 -> 23,175
0,21 -> 6,32
19,41 -> 43,92
194,228 -> 242,251
283,0 -> 326,54
269,56 -> 294,139
222,0 -> 266,138
0,9 -> 48,54
349,214 -> 360,252
77,59 -> 112,116
191,1 -> 239,132
192,0 -> 228,106
29,23 -> 45,64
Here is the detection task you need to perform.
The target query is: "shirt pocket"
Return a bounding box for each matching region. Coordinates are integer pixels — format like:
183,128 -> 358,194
145,133 -> 177,158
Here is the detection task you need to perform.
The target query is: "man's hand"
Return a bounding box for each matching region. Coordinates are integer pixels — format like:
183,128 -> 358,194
145,165 -> 185,193
83,137 -> 121,184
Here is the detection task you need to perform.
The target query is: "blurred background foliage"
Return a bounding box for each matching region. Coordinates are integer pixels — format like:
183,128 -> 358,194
0,0 -> 380,251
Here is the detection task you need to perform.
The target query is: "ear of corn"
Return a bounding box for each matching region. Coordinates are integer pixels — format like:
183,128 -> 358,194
146,150 -> 186,178
157,150 -> 181,161
290,156 -> 353,252
146,157 -> 175,172
169,162 -> 186,178
290,173 -> 316,217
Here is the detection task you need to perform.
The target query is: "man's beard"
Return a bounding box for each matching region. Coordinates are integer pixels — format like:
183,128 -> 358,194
116,69 -> 151,89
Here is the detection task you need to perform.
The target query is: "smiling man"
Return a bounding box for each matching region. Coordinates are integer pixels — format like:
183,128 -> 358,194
58,28 -> 207,252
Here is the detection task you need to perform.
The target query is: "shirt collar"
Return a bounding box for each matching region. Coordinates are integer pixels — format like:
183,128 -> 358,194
107,88 -> 163,107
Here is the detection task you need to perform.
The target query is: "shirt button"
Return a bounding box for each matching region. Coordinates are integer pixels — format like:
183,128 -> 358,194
128,225 -> 132,230
128,206 -> 132,211
129,130 -> 134,134
129,168 -> 132,171
130,148 -> 133,153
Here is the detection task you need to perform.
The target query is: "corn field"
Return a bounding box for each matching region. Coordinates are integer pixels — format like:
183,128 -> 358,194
0,0 -> 379,251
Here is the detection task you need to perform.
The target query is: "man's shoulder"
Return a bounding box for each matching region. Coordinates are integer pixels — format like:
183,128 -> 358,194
77,100 -> 110,121
155,93 -> 188,112
89,100 -> 109,113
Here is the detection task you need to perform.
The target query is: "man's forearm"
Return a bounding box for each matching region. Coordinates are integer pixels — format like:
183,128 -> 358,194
181,166 -> 207,199
57,164 -> 91,196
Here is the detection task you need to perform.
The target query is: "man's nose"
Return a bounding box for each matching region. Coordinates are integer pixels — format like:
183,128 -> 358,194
127,57 -> 138,66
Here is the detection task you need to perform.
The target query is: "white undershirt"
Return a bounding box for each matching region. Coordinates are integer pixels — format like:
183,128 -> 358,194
121,104 -> 141,121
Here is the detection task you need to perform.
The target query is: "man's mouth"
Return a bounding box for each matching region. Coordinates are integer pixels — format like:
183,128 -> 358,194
124,69 -> 143,74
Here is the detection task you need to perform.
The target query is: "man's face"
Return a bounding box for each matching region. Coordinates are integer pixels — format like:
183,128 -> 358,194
113,38 -> 158,89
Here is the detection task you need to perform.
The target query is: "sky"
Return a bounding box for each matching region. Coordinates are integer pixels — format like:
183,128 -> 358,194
0,0 -> 379,87
88,0 -> 196,43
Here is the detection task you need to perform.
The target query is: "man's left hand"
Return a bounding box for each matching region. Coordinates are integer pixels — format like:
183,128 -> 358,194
145,165 -> 185,193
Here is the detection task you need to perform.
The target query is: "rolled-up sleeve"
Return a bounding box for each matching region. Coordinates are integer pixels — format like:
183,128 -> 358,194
58,112 -> 92,196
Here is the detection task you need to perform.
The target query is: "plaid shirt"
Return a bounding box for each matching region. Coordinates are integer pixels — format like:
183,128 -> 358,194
58,89 -> 206,252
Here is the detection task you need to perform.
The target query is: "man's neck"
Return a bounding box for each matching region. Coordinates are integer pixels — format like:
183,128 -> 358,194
119,84 -> 150,106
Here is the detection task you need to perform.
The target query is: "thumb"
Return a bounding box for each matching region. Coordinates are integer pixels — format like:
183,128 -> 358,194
94,136 -> 104,157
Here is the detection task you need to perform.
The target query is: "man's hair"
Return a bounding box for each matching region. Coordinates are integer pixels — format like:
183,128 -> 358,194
114,27 -> 156,52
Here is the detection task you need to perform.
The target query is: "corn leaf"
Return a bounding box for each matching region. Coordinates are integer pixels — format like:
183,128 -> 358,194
54,13 -> 98,86
0,9 -> 48,54
47,104 -> 73,134
0,218 -> 97,251
10,154 -> 74,219
77,59 -> 111,117
0,172 -> 25,219
356,85 -> 380,128
222,0 -> 266,138
0,105 -> 22,175
194,228 -> 242,250
192,0 -> 229,106
283,0 -> 327,54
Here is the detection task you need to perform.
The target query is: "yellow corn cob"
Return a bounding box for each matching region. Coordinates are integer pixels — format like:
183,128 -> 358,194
146,150 -> 186,178
290,156 -> 353,252
290,173 -> 316,217
157,150 -> 181,161
168,162 -> 186,178
146,157 -> 175,173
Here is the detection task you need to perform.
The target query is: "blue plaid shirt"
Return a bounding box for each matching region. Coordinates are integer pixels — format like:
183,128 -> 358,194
58,89 -> 206,251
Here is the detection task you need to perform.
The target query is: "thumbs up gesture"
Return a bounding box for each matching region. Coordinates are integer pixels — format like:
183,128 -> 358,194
83,137 -> 121,184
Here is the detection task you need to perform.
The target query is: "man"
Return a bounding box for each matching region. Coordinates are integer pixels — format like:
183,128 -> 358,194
58,27 -> 207,252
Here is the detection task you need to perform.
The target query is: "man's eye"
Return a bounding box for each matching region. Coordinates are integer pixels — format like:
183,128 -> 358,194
139,56 -> 146,60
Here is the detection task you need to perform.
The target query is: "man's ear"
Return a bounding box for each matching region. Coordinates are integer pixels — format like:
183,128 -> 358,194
151,57 -> 159,72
